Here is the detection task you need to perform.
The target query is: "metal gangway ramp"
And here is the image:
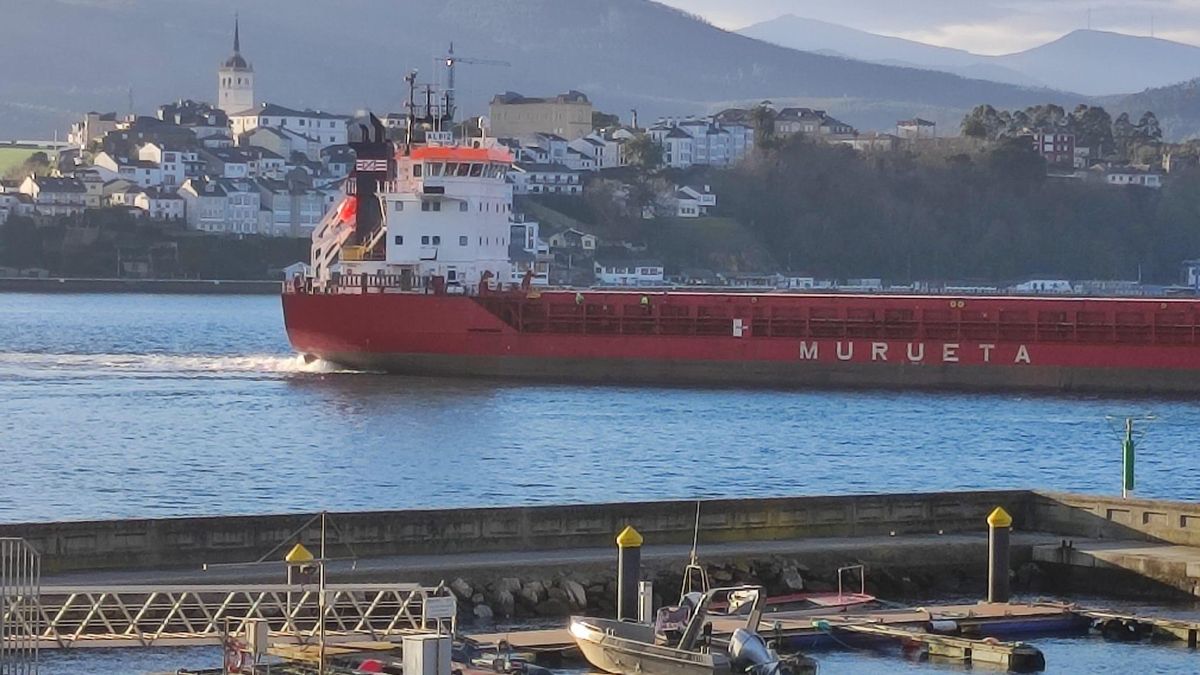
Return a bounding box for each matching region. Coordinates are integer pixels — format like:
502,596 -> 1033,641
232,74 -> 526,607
1,538 -> 40,674
3,583 -> 454,650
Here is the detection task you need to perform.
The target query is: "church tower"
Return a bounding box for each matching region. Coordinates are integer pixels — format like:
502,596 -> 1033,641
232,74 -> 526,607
217,15 -> 254,115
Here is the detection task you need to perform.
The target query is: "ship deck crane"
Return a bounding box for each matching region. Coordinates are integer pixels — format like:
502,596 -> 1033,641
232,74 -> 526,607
443,41 -> 510,124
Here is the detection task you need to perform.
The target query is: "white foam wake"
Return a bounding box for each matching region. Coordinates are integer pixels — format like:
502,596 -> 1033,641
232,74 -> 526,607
0,352 -> 358,379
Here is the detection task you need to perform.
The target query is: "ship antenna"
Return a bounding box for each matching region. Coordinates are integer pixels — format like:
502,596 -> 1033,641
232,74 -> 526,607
404,69 -> 418,153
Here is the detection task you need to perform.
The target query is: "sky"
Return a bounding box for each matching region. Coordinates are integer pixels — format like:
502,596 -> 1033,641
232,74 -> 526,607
659,0 -> 1200,54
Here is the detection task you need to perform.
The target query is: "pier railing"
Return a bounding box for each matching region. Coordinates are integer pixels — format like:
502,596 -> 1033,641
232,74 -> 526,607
5,583 -> 451,650
0,538 -> 40,673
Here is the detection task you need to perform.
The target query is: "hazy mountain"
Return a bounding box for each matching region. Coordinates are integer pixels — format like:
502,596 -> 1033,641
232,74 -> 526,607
738,15 -> 1041,87
0,0 -> 1074,140
739,16 -> 1200,97
993,30 -> 1200,98
1104,79 -> 1200,141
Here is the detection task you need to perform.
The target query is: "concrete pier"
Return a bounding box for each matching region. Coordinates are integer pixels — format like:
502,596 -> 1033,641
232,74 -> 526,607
7,489 -> 1200,608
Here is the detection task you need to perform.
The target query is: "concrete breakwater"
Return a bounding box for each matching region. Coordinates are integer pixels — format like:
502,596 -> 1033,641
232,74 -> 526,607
10,489 -> 1200,614
1,490 -> 1033,573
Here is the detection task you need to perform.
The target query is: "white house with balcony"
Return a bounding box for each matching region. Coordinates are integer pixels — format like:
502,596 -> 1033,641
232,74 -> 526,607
508,163 -> 582,195
674,184 -> 717,218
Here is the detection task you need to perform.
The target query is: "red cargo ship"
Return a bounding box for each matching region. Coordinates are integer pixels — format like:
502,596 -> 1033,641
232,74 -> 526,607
283,115 -> 1200,393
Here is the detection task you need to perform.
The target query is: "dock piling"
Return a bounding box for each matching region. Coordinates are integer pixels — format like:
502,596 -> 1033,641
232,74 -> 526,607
987,507 -> 1012,603
616,526 -> 643,622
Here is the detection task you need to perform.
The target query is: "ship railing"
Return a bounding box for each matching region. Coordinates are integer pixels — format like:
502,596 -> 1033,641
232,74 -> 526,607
473,296 -> 1200,346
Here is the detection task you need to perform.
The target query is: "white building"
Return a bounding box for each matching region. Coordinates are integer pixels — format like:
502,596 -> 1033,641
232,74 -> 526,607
547,227 -> 597,251
507,163 -> 582,195
133,188 -> 186,221
594,258 -> 664,286
1010,279 -> 1074,294
178,177 -> 260,234
508,219 -> 551,286
229,103 -> 349,150
1104,169 -> 1163,189
68,112 -> 120,150
648,126 -> 693,169
897,118 -> 936,139
674,185 -> 717,218
136,143 -> 191,187
92,152 -> 163,188
567,130 -> 630,170
647,117 -> 753,169
18,176 -> 87,217
256,178 -> 326,237
217,17 -> 254,115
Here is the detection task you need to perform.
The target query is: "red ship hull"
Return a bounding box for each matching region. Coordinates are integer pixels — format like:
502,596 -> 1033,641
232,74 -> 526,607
282,290 -> 1200,393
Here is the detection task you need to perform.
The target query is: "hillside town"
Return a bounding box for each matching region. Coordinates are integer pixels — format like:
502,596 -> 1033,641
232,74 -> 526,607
0,19 -> 1195,292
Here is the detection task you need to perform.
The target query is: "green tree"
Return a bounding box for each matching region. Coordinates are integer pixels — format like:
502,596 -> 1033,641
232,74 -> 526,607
1070,105 -> 1114,158
1136,111 -> 1163,142
1026,104 -> 1067,131
623,134 -> 663,171
749,103 -> 776,146
591,110 -> 621,129
1113,112 -> 1136,158
2,151 -> 53,181
961,105 -> 1005,140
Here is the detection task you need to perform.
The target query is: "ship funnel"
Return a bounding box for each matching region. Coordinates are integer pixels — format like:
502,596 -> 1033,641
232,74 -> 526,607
348,112 -> 393,242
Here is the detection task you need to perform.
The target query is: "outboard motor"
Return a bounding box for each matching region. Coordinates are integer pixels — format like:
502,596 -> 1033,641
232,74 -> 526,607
348,112 -> 393,244
729,627 -> 784,675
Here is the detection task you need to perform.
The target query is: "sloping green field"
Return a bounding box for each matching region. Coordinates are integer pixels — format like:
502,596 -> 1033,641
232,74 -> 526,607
0,146 -> 58,177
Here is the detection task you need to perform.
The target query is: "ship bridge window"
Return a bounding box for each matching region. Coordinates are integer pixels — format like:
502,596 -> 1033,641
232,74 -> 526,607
428,163 -> 444,177
469,163 -> 484,177
412,163 -> 423,177
455,163 -> 471,177
444,163 -> 458,176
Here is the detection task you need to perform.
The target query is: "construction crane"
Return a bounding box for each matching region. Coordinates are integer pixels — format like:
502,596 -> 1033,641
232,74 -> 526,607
442,41 -> 510,124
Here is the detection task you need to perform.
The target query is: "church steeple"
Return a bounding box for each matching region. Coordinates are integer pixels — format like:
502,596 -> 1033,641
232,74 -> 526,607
218,13 -> 254,114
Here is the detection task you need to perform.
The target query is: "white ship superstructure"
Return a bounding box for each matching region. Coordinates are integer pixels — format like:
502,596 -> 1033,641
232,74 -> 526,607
307,121 -> 515,293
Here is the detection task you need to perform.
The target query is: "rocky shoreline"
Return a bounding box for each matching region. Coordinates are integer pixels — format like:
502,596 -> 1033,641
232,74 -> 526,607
447,555 -> 1055,625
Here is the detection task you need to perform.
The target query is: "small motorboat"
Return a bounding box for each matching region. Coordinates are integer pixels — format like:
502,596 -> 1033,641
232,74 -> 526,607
709,565 -> 877,617
570,585 -> 817,675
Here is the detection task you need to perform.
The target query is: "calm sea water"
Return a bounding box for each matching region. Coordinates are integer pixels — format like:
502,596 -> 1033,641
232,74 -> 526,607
3,292 -> 1200,523
5,292 -> 1200,672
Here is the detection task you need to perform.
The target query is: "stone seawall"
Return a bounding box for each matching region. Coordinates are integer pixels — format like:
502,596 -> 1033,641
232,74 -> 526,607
1,491 -> 1032,573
